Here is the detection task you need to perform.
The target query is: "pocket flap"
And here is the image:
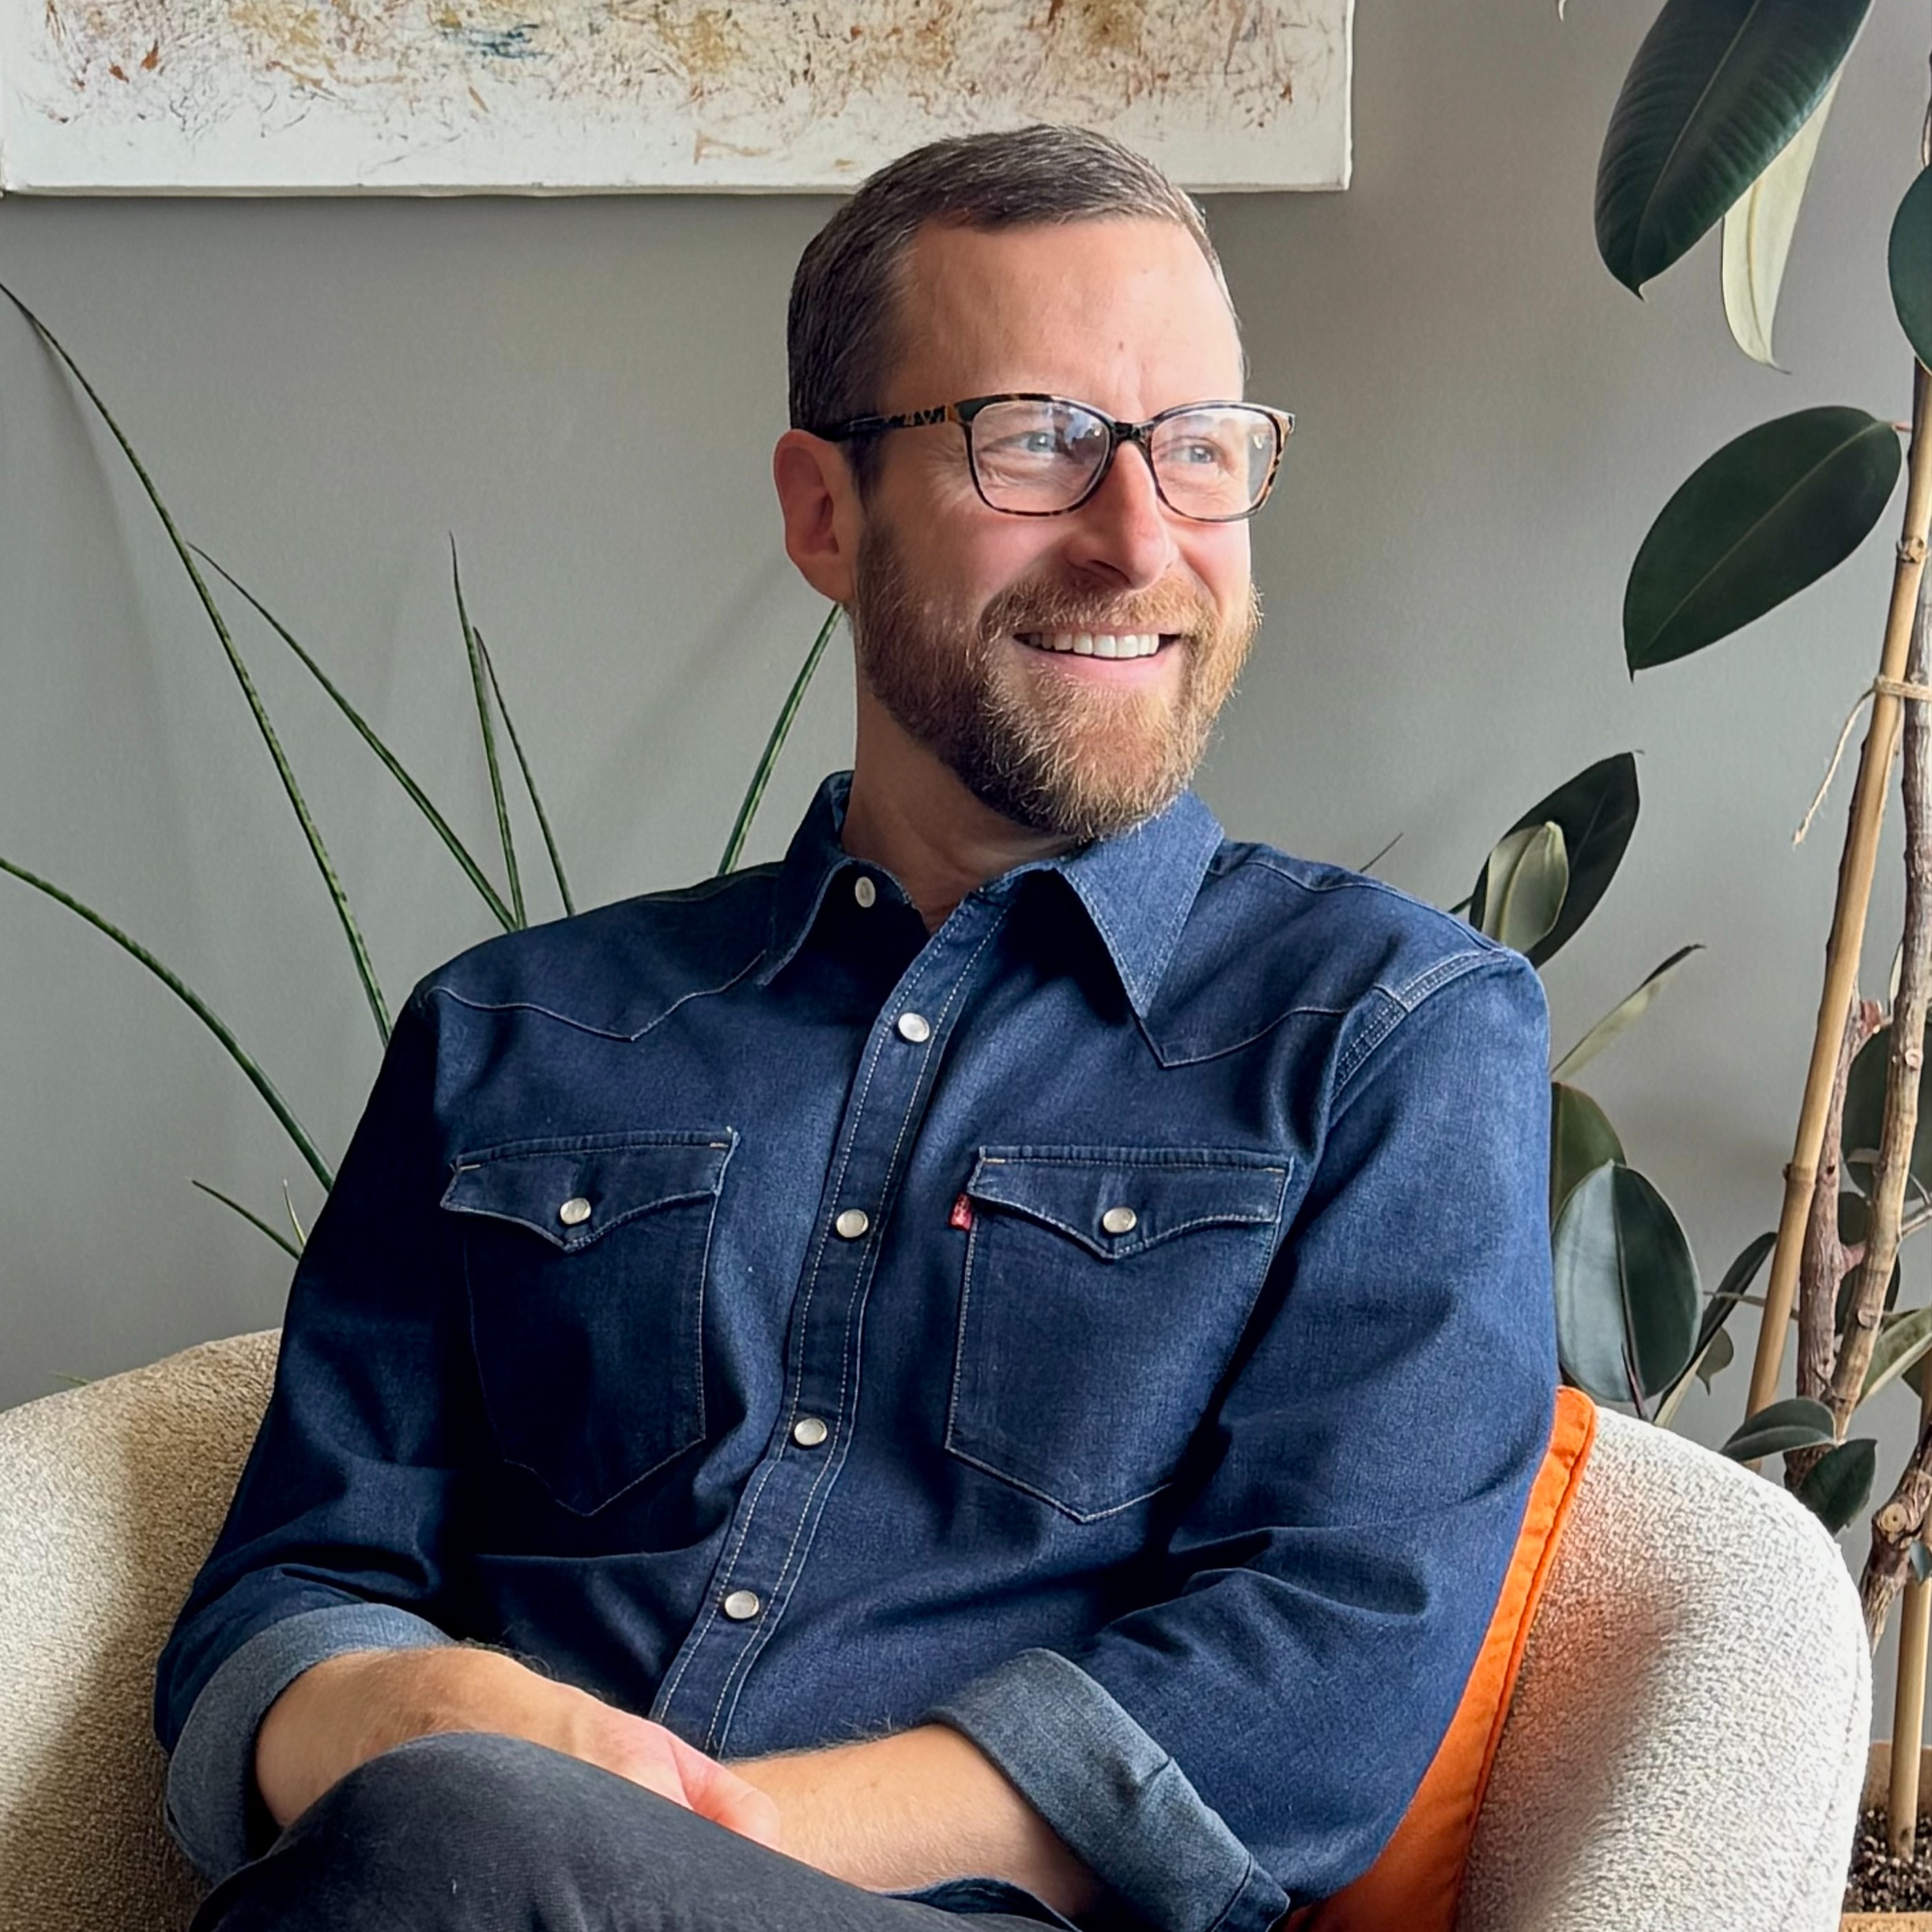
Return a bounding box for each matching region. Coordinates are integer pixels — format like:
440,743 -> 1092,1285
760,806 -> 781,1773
442,1131 -> 735,1252
965,1147 -> 1290,1261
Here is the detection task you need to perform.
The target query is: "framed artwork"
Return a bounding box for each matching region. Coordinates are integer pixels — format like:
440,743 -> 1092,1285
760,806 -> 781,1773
0,1 -> 1352,194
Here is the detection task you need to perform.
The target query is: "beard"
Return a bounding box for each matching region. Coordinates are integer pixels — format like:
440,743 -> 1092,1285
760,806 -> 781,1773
848,519 -> 1260,843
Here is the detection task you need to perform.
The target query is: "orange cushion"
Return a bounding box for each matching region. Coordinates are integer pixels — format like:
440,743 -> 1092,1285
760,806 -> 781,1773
1288,1386 -> 1597,1932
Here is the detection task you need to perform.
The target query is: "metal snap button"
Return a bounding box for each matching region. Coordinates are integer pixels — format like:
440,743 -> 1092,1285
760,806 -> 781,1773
853,876 -> 877,909
897,1012 -> 932,1044
559,1196 -> 592,1227
792,1416 -> 829,1448
721,1589 -> 763,1621
1101,1205 -> 1138,1236
834,1208 -> 871,1240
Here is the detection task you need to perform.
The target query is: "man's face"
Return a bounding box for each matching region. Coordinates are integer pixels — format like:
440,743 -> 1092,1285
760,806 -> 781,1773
846,218 -> 1261,842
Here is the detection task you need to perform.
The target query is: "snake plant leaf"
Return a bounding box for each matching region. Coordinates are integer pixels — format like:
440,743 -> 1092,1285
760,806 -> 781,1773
1720,1395 -> 1837,1461
1721,70 -> 1843,366
1553,1163 -> 1701,1404
194,548 -> 517,934
1469,755 -> 1640,967
1,287 -> 392,1045
1551,944 -> 1704,1084
190,1179 -> 303,1262
1625,408 -> 1902,672
0,852 -> 333,1191
718,603 -> 843,874
1859,1306 -> 1932,1408
1794,1437 -> 1877,1533
1595,0 -> 1871,294
1842,1023 -> 1932,1198
451,544 -> 525,928
1478,823 -> 1569,955
1549,1082 -> 1624,1228
475,630 -> 575,918
1893,166 -> 1932,370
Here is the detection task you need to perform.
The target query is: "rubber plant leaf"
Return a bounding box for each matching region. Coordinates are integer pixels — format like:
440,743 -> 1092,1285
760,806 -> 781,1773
1595,0 -> 1870,294
1,285 -> 392,1044
1912,1542 -> 1932,1585
1549,1082 -> 1624,1230
718,603 -> 842,875
1793,1437 -> 1877,1533
1859,1306 -> 1932,1408
1551,943 -> 1703,1083
1721,70 -> 1843,366
1892,166 -> 1932,370
1552,1162 -> 1701,1404
1625,407 -> 1902,671
1834,1190 -> 1901,1332
1467,754 -> 1639,967
1654,1228 -> 1774,1427
1477,823 -> 1569,955
1841,1024 -> 1932,1198
0,853 -> 333,1191
194,548 -> 517,934
1720,1395 -> 1837,1462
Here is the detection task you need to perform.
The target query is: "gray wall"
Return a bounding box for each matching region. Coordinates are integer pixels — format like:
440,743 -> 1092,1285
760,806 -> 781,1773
3,0 -> 1925,1698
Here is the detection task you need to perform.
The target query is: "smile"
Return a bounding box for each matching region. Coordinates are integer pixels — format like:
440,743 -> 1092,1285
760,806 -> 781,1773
1015,631 -> 1171,659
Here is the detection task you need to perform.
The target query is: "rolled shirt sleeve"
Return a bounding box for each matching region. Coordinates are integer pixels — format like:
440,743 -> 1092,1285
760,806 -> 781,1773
154,988 -> 475,1881
929,953 -> 1556,1929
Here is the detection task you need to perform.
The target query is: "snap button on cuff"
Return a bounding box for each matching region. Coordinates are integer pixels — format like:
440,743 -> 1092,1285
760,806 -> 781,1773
559,1196 -> 592,1227
1101,1205 -> 1138,1236
853,876 -> 877,909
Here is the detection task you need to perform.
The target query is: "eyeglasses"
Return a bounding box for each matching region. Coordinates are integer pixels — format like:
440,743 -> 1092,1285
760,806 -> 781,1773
820,393 -> 1294,522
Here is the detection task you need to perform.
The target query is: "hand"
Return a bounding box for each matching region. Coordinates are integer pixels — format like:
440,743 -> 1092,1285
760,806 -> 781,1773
256,1647 -> 782,1850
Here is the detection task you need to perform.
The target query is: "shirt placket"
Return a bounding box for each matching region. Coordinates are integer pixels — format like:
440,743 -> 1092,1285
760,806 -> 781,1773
650,883 -> 1009,1754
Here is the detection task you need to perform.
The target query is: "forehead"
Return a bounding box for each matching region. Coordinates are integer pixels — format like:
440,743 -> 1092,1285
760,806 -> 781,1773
883,216 -> 1244,417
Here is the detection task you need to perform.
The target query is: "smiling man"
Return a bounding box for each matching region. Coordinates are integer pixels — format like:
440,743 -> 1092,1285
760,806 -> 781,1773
157,127 -> 1556,1932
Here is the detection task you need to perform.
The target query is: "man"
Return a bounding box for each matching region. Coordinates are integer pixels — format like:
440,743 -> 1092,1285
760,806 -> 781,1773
157,125 -> 1556,1932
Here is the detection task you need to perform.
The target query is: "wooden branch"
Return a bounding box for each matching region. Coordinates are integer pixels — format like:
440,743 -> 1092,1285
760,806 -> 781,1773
1864,1409 -> 1932,1642
1751,363 -> 1932,1416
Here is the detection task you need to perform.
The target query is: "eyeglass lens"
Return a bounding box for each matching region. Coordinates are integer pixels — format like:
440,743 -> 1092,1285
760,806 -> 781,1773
968,400 -> 1279,517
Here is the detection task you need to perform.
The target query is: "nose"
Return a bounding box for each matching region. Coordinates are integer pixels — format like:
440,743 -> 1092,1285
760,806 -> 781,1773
1058,437 -> 1180,592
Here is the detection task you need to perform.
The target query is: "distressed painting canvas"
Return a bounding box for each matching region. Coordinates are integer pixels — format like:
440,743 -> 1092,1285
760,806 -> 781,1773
0,1 -> 1352,194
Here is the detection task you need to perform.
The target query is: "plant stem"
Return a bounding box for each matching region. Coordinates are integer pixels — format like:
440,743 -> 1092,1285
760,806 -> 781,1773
1751,362 -> 1932,1418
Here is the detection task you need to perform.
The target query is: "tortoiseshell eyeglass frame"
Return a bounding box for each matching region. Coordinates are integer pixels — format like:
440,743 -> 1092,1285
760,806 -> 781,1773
818,392 -> 1295,523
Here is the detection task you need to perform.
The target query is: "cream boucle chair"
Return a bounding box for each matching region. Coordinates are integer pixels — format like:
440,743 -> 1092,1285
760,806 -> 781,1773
0,1332 -> 1872,1931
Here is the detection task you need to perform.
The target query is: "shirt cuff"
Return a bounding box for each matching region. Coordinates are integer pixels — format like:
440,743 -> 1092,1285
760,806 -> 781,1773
926,1648 -> 1288,1932
164,1601 -> 454,1882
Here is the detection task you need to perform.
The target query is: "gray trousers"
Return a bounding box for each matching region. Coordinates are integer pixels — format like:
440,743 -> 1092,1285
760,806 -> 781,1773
187,1732 -> 1071,1932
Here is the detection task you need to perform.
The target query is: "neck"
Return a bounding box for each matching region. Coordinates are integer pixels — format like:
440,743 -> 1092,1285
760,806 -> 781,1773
843,697 -> 1075,932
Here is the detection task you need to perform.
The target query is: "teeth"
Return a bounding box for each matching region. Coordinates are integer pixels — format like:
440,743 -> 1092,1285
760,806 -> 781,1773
1029,632 -> 1163,658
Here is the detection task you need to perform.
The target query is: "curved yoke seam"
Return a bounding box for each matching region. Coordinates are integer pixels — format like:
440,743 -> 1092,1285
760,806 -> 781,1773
428,950 -> 766,1043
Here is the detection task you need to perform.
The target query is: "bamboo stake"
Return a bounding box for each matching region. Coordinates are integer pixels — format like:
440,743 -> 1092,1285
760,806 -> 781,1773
1750,363 -> 1932,1420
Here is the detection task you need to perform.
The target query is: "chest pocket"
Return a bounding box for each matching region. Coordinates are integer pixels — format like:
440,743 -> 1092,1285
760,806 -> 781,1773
946,1146 -> 1290,1523
443,1131 -> 735,1515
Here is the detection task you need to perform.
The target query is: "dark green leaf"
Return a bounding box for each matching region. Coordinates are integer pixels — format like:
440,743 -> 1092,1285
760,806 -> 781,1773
1549,1082 -> 1625,1227
1625,408 -> 1902,671
1859,1305 -> 1932,1406
1892,166 -> 1932,370
452,544 -> 524,928
1721,1395 -> 1836,1461
1468,755 -> 1641,966
1694,1325 -> 1735,1389
1910,1541 -> 1932,1585
719,604 -> 843,874
1842,1025 -> 1932,1198
1595,0 -> 1871,294
0,853 -> 332,1190
1553,1163 -> 1701,1402
1794,1437 -> 1877,1533
1833,1190 -> 1902,1330
475,629 -> 575,919
1479,823 -> 1569,954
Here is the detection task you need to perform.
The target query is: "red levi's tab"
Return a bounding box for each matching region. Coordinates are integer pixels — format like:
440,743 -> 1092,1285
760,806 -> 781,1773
949,1194 -> 974,1232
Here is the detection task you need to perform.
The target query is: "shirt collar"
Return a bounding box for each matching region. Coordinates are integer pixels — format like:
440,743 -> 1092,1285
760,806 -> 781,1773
758,773 -> 1224,1017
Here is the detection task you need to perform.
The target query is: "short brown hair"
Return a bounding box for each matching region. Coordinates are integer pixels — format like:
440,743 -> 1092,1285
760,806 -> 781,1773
787,125 -> 1233,490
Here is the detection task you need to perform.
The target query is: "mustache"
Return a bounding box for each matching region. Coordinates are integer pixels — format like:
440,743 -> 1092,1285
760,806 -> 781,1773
978,577 -> 1221,643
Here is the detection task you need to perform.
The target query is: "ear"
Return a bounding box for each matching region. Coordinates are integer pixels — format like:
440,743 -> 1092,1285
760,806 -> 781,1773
774,430 -> 863,605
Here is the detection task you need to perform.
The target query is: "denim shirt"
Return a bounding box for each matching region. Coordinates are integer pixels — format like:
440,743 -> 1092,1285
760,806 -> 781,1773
156,773 -> 1556,1931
